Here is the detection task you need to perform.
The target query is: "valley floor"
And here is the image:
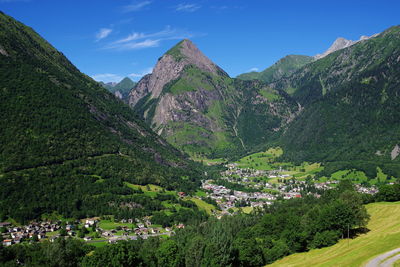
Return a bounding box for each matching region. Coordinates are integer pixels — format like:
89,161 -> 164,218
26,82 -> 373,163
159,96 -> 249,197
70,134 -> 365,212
268,202 -> 400,267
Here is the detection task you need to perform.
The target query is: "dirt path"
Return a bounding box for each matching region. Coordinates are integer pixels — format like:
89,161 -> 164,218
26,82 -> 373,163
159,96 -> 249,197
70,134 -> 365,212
365,248 -> 400,267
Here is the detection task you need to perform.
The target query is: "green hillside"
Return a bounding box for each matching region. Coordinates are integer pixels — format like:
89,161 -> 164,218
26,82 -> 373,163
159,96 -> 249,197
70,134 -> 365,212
275,26 -> 400,177
237,55 -> 313,83
269,202 -> 400,267
0,12 -> 203,223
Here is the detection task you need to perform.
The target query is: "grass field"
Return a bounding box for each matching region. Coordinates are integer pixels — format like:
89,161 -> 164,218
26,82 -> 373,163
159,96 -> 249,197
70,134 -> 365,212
97,219 -> 135,230
268,202 -> 400,267
236,148 -> 283,170
124,182 -> 176,197
185,197 -> 216,215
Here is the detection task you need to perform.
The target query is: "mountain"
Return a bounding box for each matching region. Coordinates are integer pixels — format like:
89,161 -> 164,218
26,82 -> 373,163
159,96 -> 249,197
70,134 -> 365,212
271,26 -> 400,177
0,12 -> 203,222
101,77 -> 136,101
237,55 -> 314,83
314,34 -> 379,59
128,39 -> 299,157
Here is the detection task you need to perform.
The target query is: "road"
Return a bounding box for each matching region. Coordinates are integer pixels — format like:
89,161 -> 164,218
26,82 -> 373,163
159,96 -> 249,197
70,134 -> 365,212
365,248 -> 400,267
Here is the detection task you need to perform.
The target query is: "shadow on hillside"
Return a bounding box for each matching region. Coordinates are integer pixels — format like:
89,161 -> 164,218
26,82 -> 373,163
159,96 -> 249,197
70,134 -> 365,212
349,227 -> 370,239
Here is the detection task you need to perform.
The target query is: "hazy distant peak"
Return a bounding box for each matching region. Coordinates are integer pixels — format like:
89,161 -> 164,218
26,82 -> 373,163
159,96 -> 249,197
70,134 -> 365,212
314,33 -> 379,59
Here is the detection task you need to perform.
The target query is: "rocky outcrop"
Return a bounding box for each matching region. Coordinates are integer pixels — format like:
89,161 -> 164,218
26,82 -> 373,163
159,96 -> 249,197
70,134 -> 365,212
391,144 -> 400,160
0,44 -> 8,56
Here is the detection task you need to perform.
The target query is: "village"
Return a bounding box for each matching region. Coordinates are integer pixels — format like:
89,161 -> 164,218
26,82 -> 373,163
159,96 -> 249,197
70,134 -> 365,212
201,163 -> 379,213
0,217 -> 183,247
1,163 -> 379,247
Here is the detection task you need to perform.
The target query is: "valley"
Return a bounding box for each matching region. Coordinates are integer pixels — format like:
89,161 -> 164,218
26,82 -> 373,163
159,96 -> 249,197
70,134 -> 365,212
0,4 -> 400,266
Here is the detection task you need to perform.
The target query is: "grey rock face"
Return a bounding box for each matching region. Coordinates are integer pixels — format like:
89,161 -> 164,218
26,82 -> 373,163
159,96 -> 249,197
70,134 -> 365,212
0,44 -> 8,56
128,39 -> 222,107
391,144 -> 400,160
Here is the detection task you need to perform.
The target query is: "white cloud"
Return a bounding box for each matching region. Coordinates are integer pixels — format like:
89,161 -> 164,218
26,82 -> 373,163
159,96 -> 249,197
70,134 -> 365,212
248,67 -> 259,72
129,67 -> 153,80
112,26 -> 177,45
91,73 -> 123,83
175,3 -> 201,12
104,26 -> 194,51
96,28 -> 112,41
122,1 -> 152,13
107,39 -> 160,51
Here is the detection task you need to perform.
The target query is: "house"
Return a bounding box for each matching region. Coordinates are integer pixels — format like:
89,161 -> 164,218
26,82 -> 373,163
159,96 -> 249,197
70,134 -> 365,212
177,224 -> 185,229
3,239 -> 12,246
83,237 -> 92,241
38,233 -> 46,239
102,231 -> 112,237
178,192 -> 186,197
85,219 -> 97,226
0,222 -> 11,228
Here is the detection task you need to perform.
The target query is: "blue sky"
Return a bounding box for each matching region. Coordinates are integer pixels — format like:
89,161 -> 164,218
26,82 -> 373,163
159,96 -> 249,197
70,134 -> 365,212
1,0 -> 399,83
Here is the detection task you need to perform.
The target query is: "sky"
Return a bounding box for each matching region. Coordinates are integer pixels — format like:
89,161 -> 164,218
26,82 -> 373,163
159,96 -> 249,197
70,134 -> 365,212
1,0 -> 399,83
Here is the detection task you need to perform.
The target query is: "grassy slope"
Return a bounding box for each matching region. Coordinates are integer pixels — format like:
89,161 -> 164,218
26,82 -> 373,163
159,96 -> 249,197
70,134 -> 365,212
269,202 -> 400,267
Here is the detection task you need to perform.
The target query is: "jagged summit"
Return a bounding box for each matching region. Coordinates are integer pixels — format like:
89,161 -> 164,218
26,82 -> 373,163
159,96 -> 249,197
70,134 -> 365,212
165,38 -> 221,74
314,37 -> 356,59
129,39 -> 225,106
314,33 -> 379,59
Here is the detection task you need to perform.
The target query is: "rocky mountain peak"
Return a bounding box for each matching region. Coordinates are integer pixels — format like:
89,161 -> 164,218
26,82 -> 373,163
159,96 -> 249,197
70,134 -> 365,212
314,33 -> 380,60
165,39 -> 220,74
129,39 -> 224,106
314,37 -> 355,59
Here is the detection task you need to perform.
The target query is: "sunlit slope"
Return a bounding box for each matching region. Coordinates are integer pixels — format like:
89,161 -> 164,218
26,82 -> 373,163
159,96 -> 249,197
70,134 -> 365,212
268,202 -> 400,267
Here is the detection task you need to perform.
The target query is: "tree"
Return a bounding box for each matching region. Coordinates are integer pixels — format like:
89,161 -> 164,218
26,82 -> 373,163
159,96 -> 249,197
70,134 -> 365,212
157,240 -> 180,267
185,236 -> 205,267
233,237 -> 264,266
309,230 -> 340,249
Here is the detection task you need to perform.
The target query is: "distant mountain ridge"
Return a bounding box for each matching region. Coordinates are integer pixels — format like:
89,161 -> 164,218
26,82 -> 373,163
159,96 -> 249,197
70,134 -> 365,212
237,54 -> 314,83
101,77 -> 136,101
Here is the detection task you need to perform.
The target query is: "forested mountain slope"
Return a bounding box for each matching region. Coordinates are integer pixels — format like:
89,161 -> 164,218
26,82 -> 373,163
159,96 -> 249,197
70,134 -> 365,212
0,12 -> 203,222
272,26 -> 400,176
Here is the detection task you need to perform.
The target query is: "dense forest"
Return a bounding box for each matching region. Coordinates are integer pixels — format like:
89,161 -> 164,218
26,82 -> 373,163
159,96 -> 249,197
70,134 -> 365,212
3,181 -> 397,267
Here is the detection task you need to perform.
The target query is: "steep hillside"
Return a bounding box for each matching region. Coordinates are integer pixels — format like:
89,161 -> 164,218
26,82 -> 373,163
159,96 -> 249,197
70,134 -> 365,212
129,40 -> 299,157
237,54 -> 313,83
101,77 -> 136,100
0,12 -> 203,222
272,26 -> 400,176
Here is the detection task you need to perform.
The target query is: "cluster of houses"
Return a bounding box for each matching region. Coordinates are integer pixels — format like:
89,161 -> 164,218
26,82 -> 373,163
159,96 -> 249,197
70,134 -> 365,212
1,221 -> 61,246
202,180 -> 278,211
202,163 -> 381,214
1,216 -> 185,247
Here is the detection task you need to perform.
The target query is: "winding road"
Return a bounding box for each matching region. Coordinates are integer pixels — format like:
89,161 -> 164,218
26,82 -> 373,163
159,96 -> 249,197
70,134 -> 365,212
365,248 -> 400,267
